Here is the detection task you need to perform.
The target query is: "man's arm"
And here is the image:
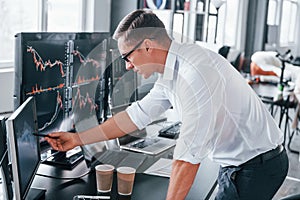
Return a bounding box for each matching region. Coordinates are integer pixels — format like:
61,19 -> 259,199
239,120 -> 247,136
46,111 -> 138,151
78,110 -> 138,144
166,160 -> 200,200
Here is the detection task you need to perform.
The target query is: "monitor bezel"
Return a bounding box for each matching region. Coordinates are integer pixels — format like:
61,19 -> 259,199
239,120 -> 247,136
0,116 -> 6,164
0,116 -> 13,200
6,96 -> 41,200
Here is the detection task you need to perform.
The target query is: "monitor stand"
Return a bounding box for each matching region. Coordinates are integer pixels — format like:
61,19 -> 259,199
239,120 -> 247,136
25,187 -> 46,200
42,147 -> 84,170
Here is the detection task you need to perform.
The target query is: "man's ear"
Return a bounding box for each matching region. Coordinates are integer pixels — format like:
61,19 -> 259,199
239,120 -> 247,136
144,39 -> 152,53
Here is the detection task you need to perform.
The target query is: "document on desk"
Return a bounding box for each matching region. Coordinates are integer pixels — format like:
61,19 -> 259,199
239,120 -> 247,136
143,158 -> 172,178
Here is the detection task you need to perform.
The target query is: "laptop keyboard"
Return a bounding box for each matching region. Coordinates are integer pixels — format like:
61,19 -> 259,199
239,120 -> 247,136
158,121 -> 181,139
92,150 -> 147,170
133,142 -> 147,148
118,153 -> 147,168
131,138 -> 160,149
95,150 -> 129,167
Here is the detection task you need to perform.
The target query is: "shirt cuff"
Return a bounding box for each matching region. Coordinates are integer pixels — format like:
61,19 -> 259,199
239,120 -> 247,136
126,102 -> 152,130
173,139 -> 207,164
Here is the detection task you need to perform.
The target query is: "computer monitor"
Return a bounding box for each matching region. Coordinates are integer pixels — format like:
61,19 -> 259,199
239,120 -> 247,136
0,117 -> 6,167
14,33 -> 111,169
14,32 -> 110,146
0,117 -> 13,200
6,96 -> 45,200
110,46 -> 158,108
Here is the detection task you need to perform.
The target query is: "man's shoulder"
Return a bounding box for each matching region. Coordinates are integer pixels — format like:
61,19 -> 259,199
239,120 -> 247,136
174,42 -> 213,60
176,41 -> 204,51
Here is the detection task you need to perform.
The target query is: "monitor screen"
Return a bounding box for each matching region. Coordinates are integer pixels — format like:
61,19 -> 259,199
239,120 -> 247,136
110,47 -> 158,108
6,96 -> 40,200
14,33 -> 110,151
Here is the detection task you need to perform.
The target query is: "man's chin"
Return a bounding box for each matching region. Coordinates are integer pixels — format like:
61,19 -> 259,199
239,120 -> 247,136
142,74 -> 151,79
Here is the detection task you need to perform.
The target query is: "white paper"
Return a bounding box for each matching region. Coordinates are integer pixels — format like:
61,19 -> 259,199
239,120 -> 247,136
143,158 -> 173,178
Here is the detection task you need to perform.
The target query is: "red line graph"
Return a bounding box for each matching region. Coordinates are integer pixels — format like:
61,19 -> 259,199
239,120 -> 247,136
26,83 -> 65,95
27,46 -> 65,77
73,88 -> 97,112
75,75 -> 100,85
72,50 -> 100,67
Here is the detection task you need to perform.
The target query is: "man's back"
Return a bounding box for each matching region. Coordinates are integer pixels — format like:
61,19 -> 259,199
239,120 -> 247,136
150,42 -> 283,167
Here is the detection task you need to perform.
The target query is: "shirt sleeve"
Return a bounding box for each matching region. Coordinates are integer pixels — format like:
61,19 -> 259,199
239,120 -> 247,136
173,63 -> 225,164
126,82 -> 172,130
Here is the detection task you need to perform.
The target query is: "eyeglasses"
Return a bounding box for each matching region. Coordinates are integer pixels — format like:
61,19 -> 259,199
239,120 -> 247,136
121,39 -> 146,62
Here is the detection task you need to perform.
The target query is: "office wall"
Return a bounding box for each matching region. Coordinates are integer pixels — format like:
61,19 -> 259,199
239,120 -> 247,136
297,4 -> 300,56
0,68 -> 14,113
82,0 -> 111,32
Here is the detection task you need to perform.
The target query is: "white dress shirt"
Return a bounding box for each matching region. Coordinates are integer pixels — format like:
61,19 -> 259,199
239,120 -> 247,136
126,41 -> 283,167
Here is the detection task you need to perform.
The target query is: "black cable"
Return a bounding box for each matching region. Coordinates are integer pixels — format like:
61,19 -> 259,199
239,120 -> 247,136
36,169 -> 92,180
0,150 -> 8,167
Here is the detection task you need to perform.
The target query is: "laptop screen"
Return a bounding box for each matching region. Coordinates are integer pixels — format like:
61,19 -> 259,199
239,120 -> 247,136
110,103 -> 168,149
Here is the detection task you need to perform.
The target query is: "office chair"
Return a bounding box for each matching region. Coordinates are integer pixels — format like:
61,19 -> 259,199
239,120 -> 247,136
218,45 -> 230,59
230,52 -> 244,71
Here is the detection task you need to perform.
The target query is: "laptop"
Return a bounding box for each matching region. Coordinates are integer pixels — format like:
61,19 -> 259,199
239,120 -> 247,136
90,149 -> 147,171
110,103 -> 177,156
74,114 -> 148,170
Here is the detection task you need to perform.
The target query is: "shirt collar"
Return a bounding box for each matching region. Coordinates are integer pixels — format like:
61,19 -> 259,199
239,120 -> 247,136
163,40 -> 180,80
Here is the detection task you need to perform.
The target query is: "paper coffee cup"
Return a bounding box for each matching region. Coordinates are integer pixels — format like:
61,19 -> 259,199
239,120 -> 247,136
95,164 -> 115,193
117,166 -> 136,195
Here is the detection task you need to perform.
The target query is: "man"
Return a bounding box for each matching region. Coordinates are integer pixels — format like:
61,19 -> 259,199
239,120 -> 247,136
46,10 -> 288,200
